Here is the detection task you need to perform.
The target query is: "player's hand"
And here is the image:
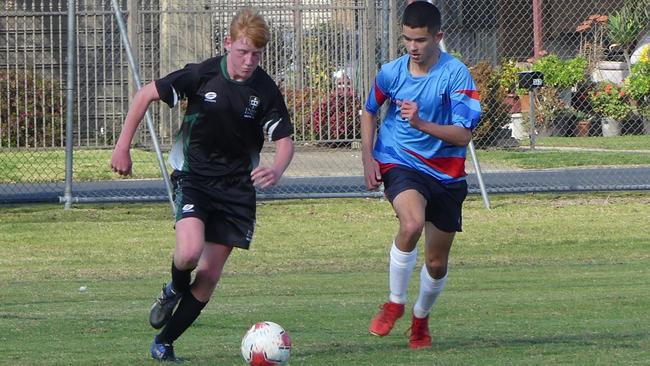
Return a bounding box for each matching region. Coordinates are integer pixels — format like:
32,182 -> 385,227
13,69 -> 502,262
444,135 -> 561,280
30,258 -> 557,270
110,147 -> 133,176
362,156 -> 382,190
251,166 -> 280,189
400,100 -> 422,129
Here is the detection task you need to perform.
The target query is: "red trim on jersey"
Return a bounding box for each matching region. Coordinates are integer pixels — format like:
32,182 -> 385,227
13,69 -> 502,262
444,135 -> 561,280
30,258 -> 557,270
374,80 -> 388,106
378,162 -> 398,176
456,89 -> 480,101
404,149 -> 467,178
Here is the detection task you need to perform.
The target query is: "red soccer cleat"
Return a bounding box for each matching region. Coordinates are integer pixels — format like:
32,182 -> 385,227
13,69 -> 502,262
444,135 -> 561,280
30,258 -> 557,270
369,302 -> 405,337
408,314 -> 431,349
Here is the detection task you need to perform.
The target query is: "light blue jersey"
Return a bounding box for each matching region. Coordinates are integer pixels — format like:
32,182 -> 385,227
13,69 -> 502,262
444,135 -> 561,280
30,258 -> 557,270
365,52 -> 481,183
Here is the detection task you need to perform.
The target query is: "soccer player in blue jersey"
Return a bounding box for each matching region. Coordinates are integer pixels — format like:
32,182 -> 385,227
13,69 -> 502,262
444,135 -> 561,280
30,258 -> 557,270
361,1 -> 481,349
111,9 -> 294,362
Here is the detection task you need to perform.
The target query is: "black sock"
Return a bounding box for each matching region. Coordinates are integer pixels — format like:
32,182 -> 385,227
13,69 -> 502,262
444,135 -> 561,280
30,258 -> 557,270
171,260 -> 192,294
157,291 -> 207,344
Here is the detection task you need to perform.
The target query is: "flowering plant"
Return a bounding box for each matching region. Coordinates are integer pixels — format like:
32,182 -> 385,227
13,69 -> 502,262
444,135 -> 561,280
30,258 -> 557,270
625,45 -> 650,118
640,44 -> 650,64
590,82 -> 632,121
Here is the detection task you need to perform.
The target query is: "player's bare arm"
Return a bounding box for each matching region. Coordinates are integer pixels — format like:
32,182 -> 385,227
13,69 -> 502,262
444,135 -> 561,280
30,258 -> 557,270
111,82 -> 161,176
251,136 -> 294,188
360,109 -> 382,190
399,100 -> 472,147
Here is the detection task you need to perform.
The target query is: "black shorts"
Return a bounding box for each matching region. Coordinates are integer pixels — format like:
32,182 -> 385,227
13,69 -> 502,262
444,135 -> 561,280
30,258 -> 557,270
172,171 -> 256,249
382,165 -> 468,233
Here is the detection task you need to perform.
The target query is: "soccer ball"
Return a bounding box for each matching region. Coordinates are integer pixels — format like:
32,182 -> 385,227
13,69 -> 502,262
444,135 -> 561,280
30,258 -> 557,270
241,321 -> 292,366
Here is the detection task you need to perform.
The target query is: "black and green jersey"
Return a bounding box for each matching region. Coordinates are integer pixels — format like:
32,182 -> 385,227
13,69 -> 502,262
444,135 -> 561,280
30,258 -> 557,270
155,56 -> 293,177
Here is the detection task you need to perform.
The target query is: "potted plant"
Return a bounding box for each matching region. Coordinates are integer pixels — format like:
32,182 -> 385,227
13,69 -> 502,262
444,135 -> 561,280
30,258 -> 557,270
575,13 -> 609,72
607,1 -> 646,74
589,82 -> 632,136
574,110 -> 593,137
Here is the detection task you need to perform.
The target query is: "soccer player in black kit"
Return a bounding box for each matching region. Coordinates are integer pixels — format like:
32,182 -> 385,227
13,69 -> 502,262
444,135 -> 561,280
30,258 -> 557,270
110,9 -> 294,362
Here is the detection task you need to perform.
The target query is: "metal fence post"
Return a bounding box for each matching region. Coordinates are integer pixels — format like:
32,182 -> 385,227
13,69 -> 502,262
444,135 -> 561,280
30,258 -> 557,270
63,0 -> 76,210
110,0 -> 176,216
381,0 -> 389,64
529,89 -> 537,150
439,39 -> 491,209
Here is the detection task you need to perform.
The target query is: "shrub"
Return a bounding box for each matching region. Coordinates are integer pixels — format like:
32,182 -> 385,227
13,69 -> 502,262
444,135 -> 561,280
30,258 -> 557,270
0,69 -> 65,148
281,87 -> 325,141
498,59 -> 526,96
469,61 -> 513,147
626,61 -> 650,100
535,86 -> 570,131
532,54 -> 588,90
311,87 -> 362,142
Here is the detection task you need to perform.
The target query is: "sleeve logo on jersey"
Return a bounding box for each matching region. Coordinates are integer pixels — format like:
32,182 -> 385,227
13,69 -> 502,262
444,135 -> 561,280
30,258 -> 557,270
244,95 -> 261,119
203,91 -> 218,103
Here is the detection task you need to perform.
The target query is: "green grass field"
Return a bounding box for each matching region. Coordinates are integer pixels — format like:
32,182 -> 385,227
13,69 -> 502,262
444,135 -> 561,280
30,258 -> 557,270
1,135 -> 650,183
534,135 -> 650,150
1,193 -> 650,365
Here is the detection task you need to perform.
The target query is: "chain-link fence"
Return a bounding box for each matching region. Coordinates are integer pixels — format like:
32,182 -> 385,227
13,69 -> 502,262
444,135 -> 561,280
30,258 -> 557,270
1,0 -> 649,204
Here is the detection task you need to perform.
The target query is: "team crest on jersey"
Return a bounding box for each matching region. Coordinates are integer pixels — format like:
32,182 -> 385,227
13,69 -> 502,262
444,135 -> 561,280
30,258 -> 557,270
244,95 -> 260,119
204,91 -> 217,103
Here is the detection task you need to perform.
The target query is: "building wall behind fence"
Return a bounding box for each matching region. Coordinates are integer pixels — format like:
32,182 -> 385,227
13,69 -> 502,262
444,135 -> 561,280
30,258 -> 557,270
1,0 -> 649,204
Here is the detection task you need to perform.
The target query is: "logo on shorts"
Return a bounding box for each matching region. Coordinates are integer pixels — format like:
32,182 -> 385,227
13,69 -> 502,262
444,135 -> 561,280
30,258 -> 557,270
182,204 -> 194,213
245,221 -> 255,242
204,91 -> 217,103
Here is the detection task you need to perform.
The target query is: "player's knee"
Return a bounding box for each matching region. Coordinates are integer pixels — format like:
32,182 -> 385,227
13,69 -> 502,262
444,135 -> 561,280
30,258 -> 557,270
400,218 -> 425,239
174,254 -> 201,270
195,268 -> 221,290
424,260 -> 447,279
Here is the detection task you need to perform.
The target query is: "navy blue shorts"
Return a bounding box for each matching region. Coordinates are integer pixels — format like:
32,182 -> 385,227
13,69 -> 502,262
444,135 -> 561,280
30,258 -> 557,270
171,171 -> 256,249
382,165 -> 468,232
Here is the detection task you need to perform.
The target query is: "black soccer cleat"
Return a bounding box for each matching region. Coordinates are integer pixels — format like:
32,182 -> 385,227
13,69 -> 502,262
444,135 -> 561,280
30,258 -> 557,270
150,336 -> 183,363
149,283 -> 182,329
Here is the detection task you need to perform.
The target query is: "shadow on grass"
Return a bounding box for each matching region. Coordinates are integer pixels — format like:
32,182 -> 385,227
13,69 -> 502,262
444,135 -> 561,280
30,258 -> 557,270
0,312 -> 46,320
436,331 -> 649,350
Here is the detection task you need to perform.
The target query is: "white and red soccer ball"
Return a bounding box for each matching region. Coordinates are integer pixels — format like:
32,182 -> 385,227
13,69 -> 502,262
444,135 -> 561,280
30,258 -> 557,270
241,321 -> 292,366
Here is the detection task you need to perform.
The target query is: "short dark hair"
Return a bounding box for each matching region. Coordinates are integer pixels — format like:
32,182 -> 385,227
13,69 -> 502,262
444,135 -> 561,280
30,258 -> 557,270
402,2 -> 442,35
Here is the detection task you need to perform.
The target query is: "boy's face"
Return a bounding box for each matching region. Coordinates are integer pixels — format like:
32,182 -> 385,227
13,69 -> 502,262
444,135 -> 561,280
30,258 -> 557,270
401,25 -> 443,66
225,35 -> 264,81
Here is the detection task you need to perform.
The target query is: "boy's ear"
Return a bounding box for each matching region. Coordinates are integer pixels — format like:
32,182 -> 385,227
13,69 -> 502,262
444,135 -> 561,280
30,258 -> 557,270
224,36 -> 232,52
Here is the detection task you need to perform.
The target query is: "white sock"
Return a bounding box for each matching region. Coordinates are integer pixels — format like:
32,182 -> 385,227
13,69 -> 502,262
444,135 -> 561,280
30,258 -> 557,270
388,241 -> 417,304
413,266 -> 447,319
